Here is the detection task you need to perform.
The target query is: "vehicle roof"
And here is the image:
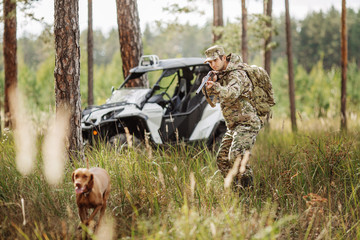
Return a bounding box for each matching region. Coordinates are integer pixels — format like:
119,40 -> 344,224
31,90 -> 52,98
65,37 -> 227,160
130,57 -> 208,73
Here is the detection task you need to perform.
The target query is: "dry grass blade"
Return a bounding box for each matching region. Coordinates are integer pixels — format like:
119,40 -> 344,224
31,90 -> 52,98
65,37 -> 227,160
9,87 -> 37,175
145,131 -> 153,159
224,151 -> 250,189
190,172 -> 196,200
95,215 -> 115,240
42,108 -> 70,185
21,198 -> 26,226
224,156 -> 241,189
158,167 -> 166,189
239,151 -> 250,174
124,127 -> 132,148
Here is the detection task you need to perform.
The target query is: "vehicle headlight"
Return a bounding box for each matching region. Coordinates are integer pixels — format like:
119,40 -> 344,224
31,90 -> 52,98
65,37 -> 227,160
82,114 -> 89,121
101,109 -> 123,121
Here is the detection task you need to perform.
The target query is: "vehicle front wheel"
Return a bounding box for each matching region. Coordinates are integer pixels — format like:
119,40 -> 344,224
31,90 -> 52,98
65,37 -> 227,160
109,133 -> 142,149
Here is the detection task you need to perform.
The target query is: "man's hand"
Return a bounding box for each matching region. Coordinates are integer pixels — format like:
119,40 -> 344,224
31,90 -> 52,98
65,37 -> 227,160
205,73 -> 217,89
206,80 -> 214,89
197,70 -> 218,94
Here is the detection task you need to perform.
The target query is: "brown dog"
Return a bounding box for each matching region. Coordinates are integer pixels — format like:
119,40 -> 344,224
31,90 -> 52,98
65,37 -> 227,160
72,167 -> 111,227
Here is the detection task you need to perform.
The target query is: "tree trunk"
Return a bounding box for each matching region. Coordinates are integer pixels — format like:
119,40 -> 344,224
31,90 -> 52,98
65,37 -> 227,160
115,0 -> 146,87
340,0 -> 347,131
264,0 -> 272,75
87,0 -> 94,106
241,0 -> 248,63
3,0 -> 17,129
54,0 -> 83,160
285,0 -> 297,132
213,0 -> 223,43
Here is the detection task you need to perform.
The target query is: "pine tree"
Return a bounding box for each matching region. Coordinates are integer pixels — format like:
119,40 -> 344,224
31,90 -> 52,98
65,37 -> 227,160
54,0 -> 83,159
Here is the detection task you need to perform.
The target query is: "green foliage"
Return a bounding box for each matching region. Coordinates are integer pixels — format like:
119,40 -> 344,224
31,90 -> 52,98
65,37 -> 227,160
79,29 -> 120,66
143,22 -> 212,59
18,61 -> 38,107
213,13 -> 278,57
212,21 -> 242,54
1,6 -> 359,117
271,13 -> 300,61
93,51 -> 124,104
35,55 -> 55,111
80,46 -> 123,107
269,58 -> 289,117
270,58 -> 360,119
347,9 -> 360,66
297,7 -> 357,71
162,1 -> 203,15
347,61 -> 360,111
212,7 -> 360,72
248,13 -> 277,51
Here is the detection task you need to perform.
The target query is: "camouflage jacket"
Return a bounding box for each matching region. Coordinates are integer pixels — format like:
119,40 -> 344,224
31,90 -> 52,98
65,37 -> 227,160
207,53 -> 262,130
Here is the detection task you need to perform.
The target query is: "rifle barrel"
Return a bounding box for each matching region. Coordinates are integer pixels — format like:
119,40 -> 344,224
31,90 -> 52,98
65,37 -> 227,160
196,72 -> 213,94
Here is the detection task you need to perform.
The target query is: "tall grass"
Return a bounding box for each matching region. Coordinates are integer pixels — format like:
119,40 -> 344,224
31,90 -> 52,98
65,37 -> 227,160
0,118 -> 359,239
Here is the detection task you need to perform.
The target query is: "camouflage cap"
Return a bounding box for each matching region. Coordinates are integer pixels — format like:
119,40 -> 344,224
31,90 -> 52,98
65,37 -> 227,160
204,45 -> 225,63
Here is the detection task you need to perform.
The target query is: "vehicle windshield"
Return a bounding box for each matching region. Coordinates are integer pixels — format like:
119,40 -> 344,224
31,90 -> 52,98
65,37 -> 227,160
106,88 -> 151,106
114,65 -> 210,111
120,69 -> 179,101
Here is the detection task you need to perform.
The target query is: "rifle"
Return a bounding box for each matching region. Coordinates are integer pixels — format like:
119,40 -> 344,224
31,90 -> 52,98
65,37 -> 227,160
196,71 -> 216,108
196,71 -> 214,94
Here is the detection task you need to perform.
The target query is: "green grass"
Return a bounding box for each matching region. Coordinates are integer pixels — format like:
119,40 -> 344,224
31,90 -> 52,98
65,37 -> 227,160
0,119 -> 360,239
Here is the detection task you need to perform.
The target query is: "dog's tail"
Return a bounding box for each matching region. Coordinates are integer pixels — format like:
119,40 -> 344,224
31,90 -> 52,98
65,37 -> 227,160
86,158 -> 89,169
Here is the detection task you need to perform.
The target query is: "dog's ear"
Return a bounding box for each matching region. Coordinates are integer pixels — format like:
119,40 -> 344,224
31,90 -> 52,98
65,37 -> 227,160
71,171 -> 75,183
88,173 -> 94,190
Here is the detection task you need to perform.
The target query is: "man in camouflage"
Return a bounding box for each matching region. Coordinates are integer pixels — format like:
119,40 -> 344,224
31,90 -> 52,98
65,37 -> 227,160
203,45 -> 263,191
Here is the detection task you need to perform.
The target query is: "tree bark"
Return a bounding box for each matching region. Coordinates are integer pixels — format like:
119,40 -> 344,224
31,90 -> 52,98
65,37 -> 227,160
340,0 -> 347,131
88,0 -> 94,106
212,0 -> 223,43
3,0 -> 17,129
285,0 -> 297,132
115,0 -> 145,87
54,0 -> 83,160
241,0 -> 248,63
264,0 -> 272,75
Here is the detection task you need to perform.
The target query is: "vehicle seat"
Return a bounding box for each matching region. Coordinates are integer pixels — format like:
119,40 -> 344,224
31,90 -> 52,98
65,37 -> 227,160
176,68 -> 197,113
170,75 -> 189,113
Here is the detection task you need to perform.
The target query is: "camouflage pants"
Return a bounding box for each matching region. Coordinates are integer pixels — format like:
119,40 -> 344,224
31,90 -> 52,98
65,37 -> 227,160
217,123 -> 262,190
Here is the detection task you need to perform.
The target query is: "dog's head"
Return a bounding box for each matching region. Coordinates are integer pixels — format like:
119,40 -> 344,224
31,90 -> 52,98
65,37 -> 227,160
71,168 -> 94,195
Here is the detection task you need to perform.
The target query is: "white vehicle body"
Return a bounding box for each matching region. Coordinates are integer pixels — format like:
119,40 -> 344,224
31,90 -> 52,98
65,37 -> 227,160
81,56 -> 225,147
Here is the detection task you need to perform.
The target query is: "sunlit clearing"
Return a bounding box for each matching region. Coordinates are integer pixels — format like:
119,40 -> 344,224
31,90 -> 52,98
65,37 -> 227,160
42,108 -> 70,185
95,215 -> 115,240
10,88 -> 36,175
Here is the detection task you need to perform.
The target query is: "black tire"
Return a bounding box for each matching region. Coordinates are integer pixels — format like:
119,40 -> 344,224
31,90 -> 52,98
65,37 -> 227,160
109,133 -> 142,149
